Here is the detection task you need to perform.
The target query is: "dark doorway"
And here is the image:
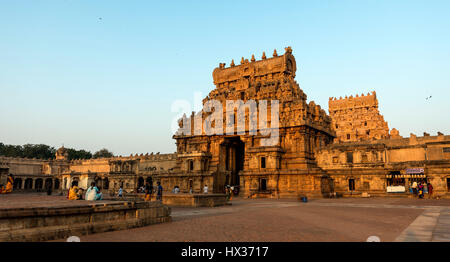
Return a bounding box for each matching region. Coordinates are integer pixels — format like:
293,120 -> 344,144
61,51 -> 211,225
146,177 -> 153,188
54,179 -> 60,189
35,178 -> 43,191
14,178 -> 22,189
348,179 -> 355,191
260,178 -> 267,191
45,178 -> 53,190
24,178 -> 33,190
138,177 -> 144,188
103,178 -> 109,189
221,137 -> 245,187
95,177 -> 102,189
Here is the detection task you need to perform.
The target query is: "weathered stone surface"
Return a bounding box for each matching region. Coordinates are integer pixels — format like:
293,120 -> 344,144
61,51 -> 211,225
0,197 -> 171,242
329,91 -> 390,142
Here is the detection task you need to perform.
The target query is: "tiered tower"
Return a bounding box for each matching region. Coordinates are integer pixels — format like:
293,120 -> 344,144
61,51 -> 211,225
328,91 -> 390,142
171,47 -> 336,197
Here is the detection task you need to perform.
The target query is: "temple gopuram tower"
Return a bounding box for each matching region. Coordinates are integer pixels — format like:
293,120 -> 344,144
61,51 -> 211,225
169,47 -> 336,198
328,91 -> 390,142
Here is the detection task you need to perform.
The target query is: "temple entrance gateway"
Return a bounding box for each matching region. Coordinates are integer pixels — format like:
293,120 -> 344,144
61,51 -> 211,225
220,137 -> 245,189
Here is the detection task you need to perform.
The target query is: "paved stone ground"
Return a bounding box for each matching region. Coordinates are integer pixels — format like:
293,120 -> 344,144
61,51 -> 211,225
3,194 -> 450,242
61,197 -> 450,242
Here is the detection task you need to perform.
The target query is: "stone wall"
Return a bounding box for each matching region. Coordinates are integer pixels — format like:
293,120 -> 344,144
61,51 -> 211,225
0,201 -> 171,242
316,133 -> 450,197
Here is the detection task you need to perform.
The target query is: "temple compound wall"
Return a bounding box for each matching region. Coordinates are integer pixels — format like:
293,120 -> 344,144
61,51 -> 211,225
316,133 -> 450,197
1,148 -> 177,194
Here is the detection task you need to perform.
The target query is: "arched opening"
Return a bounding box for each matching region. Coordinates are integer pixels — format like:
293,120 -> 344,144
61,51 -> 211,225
138,177 -> 144,188
94,176 -> 102,189
54,179 -> 60,189
146,177 -> 153,187
103,177 -> 109,189
71,177 -> 79,187
35,178 -> 43,191
24,178 -> 33,190
13,178 -> 22,189
44,178 -> 53,190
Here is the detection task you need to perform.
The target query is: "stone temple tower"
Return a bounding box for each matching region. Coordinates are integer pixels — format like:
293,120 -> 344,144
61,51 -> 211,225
328,91 -> 390,142
55,146 -> 69,161
171,47 -> 336,198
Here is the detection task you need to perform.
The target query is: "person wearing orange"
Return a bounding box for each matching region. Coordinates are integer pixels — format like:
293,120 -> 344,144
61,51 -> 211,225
1,174 -> 14,194
144,182 -> 152,201
68,181 -> 80,200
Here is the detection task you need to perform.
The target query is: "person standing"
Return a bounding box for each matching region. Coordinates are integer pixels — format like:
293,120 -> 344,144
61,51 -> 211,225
411,180 -> 418,196
418,182 -> 424,199
144,182 -> 152,201
428,183 -> 434,199
203,184 -> 208,194
156,182 -> 163,201
117,186 -> 123,198
5,174 -> 13,193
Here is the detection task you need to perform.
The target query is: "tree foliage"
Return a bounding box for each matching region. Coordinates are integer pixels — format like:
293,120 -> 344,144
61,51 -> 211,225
93,148 -> 114,159
0,143 -> 56,159
0,142 -> 113,160
67,148 -> 93,160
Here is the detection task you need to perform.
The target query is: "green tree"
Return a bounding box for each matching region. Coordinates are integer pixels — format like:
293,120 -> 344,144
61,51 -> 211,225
22,144 -> 56,159
67,148 -> 93,160
0,143 -> 24,158
93,148 -> 114,159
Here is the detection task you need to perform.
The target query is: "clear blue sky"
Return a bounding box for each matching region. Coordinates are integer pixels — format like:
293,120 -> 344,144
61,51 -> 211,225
1,0 -> 449,155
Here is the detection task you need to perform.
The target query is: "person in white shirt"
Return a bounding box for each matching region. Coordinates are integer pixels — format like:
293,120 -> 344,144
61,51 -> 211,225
203,185 -> 208,194
412,181 -> 418,196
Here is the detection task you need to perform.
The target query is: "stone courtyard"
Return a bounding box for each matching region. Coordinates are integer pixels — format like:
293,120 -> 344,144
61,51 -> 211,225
47,196 -> 450,242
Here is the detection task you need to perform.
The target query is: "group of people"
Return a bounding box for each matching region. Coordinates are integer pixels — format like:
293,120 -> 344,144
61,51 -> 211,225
67,181 -> 103,201
0,174 -> 14,194
411,181 -> 433,199
142,181 -> 163,202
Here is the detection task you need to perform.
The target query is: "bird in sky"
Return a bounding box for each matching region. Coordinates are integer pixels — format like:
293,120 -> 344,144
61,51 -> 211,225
426,96 -> 432,100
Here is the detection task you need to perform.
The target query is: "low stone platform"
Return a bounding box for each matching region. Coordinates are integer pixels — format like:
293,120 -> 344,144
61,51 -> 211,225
114,193 -> 228,207
0,194 -> 171,242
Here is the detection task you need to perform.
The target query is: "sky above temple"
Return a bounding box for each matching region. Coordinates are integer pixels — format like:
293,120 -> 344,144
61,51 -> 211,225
1,0 -> 449,155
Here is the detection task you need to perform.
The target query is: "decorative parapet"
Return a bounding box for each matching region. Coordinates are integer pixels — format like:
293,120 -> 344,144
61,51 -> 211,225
212,46 -> 296,88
